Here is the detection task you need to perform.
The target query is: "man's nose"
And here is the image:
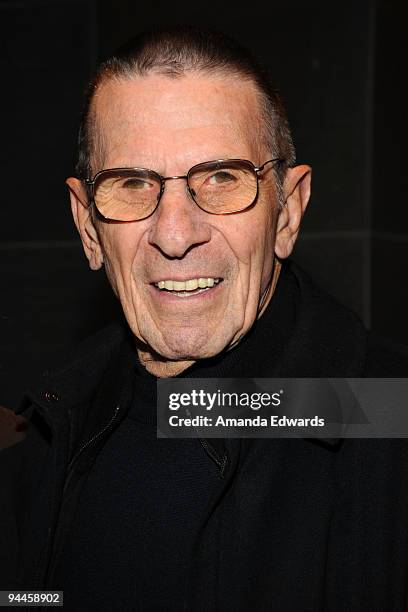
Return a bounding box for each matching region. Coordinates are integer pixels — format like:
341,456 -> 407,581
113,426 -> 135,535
147,181 -> 211,258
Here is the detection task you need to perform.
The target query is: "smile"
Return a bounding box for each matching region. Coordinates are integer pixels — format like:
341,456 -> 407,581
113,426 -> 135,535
153,277 -> 223,298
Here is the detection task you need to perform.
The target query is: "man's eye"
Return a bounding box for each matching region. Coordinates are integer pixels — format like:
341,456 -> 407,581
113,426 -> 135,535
207,171 -> 236,185
121,178 -> 152,190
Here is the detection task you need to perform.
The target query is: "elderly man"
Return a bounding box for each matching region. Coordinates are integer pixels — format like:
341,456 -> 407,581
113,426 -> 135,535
1,26 -> 408,612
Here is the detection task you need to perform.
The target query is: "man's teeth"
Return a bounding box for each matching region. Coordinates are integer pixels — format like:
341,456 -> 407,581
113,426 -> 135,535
155,278 -> 221,291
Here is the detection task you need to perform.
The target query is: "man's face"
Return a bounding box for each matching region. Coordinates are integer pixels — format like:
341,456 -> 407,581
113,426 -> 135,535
72,73 -> 287,364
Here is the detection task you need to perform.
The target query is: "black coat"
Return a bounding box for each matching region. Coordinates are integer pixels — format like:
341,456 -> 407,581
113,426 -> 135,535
1,262 -> 408,611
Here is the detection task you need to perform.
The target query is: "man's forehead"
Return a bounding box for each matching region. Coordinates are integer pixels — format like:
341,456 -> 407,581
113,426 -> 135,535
91,73 -> 264,163
95,72 -> 260,121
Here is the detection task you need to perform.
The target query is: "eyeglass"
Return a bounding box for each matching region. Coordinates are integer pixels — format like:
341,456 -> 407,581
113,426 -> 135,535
84,157 -> 285,222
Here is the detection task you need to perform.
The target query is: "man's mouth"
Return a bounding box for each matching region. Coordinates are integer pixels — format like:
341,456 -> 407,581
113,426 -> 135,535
152,277 -> 223,298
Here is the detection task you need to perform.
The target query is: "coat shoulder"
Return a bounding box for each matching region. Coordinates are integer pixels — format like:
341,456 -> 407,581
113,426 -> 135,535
364,333 -> 408,376
43,319 -> 130,379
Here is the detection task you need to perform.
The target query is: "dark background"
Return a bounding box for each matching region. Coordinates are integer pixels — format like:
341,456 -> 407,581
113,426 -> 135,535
0,0 -> 407,408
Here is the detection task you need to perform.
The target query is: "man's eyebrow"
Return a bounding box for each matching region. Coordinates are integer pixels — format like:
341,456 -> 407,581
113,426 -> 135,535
102,155 -> 253,172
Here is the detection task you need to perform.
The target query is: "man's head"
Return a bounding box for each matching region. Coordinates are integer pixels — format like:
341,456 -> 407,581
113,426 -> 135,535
67,26 -> 311,376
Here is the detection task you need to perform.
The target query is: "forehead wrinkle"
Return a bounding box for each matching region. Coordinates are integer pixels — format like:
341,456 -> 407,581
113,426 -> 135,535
90,73 -> 268,174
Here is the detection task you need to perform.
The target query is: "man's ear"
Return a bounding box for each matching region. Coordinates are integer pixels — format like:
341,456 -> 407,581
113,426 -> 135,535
66,177 -> 104,270
274,165 -> 312,260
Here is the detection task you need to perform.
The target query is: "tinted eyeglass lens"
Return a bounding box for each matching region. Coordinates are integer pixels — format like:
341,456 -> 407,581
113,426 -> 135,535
189,161 -> 257,213
94,169 -> 162,221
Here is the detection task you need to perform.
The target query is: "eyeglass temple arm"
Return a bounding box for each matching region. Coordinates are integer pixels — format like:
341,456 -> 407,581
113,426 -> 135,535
254,158 -> 285,173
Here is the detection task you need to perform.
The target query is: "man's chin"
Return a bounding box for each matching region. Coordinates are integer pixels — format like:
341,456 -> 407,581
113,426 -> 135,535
150,343 -> 220,363
140,329 -> 232,363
